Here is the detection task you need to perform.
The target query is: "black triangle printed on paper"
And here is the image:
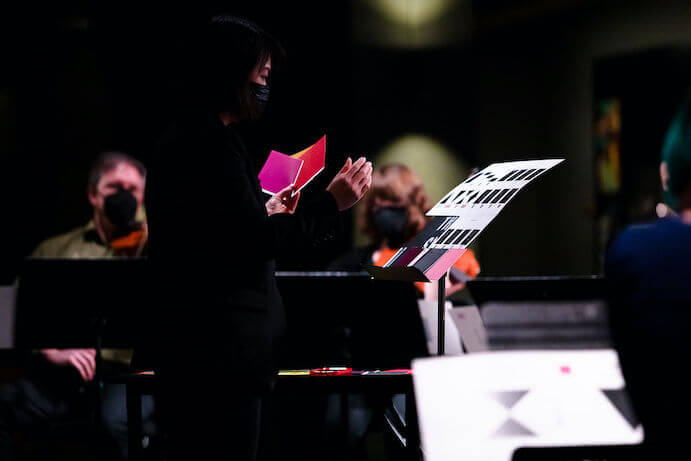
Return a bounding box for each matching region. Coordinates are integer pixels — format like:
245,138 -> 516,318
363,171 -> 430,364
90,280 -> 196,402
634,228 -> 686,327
491,390 -> 529,409
603,389 -> 640,429
492,418 -> 536,437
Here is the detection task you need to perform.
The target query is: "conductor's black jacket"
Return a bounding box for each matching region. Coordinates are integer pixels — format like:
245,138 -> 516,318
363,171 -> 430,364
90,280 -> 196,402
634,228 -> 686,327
144,114 -> 341,389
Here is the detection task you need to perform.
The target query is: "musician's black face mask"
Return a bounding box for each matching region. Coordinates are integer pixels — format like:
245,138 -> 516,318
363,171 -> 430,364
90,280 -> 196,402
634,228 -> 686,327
104,189 -> 139,235
250,82 -> 270,118
373,206 -> 408,248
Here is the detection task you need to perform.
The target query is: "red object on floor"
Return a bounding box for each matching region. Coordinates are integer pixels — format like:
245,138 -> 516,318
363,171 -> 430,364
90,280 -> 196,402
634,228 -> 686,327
309,367 -> 353,376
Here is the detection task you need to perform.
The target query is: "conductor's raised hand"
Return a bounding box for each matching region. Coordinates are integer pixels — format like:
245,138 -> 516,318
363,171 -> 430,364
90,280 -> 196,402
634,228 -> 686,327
266,185 -> 300,216
40,348 -> 96,382
326,157 -> 373,211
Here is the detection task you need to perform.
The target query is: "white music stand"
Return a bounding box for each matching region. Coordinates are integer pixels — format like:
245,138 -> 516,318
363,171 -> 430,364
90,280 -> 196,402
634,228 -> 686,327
412,350 -> 643,461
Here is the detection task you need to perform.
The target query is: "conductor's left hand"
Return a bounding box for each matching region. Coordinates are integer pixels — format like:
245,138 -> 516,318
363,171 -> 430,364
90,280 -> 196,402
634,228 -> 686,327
266,185 -> 300,216
326,156 -> 373,211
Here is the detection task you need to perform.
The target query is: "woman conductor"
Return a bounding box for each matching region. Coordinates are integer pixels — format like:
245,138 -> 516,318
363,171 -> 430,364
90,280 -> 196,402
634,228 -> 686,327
145,16 -> 372,460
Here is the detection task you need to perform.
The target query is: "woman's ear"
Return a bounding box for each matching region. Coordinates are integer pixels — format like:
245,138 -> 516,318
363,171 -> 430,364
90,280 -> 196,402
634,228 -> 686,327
87,188 -> 99,208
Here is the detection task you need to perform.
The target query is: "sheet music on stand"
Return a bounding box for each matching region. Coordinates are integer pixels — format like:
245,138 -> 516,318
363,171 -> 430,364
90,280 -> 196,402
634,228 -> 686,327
367,159 -> 564,355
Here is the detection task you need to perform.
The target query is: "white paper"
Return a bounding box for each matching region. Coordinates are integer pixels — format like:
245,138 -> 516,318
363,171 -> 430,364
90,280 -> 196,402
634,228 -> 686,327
417,300 -> 464,356
426,160 -> 564,251
413,350 -> 643,461
449,305 -> 488,353
377,159 -> 564,277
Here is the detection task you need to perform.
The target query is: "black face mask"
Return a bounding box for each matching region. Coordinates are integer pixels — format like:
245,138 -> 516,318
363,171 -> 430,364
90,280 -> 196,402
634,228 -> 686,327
373,206 -> 408,248
249,82 -> 270,118
104,189 -> 139,236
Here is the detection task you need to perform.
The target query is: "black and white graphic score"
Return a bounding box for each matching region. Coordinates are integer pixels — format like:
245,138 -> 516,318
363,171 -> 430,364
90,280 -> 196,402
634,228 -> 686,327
375,158 -> 564,281
427,159 -> 563,218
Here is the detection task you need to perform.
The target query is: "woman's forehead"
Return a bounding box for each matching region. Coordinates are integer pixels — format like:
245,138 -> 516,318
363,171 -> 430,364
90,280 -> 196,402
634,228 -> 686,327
374,192 -> 406,204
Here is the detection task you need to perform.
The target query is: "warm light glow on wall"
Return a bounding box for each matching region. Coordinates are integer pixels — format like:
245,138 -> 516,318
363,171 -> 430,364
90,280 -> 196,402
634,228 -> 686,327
370,0 -> 454,27
353,133 -> 469,246
352,0 -> 471,48
374,133 -> 468,202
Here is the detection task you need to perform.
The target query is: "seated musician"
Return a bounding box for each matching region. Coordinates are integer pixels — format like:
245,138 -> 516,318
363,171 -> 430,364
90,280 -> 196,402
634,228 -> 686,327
0,152 -> 150,460
330,162 -> 480,298
606,90 -> 691,457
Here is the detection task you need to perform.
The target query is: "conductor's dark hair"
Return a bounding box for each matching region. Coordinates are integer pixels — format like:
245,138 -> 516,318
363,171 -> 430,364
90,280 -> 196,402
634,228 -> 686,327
87,152 -> 147,193
189,15 -> 285,118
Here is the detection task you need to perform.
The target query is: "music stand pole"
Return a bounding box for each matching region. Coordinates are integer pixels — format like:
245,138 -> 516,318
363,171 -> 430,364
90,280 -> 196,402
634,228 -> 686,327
92,316 -> 106,425
437,274 -> 445,356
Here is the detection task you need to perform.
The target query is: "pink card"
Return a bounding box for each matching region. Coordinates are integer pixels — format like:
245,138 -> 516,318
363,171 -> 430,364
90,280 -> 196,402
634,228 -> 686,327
258,135 -> 327,195
257,150 -> 303,195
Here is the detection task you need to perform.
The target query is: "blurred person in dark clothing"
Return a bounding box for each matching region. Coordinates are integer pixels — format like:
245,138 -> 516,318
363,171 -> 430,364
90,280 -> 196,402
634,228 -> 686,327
606,89 -> 691,457
0,152 -> 151,460
144,16 -> 371,461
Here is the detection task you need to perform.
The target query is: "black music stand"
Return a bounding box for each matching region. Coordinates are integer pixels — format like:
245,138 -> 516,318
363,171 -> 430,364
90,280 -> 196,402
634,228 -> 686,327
365,160 -> 566,355
15,258 -> 148,421
275,271 -> 428,369
366,265 -> 448,356
466,276 -> 611,350
466,275 -> 606,305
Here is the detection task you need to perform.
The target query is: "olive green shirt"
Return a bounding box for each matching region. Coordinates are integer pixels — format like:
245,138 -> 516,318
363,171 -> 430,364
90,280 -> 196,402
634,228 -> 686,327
30,221 -> 132,365
31,221 -> 115,259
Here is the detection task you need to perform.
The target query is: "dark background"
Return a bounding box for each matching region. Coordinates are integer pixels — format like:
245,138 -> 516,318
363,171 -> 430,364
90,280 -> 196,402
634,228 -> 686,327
2,0 -> 691,283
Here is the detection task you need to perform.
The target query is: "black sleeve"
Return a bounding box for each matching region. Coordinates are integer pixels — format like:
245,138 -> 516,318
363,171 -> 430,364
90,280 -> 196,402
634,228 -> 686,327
147,121 -> 342,282
205,150 -> 342,265
269,190 -> 342,259
327,246 -> 373,271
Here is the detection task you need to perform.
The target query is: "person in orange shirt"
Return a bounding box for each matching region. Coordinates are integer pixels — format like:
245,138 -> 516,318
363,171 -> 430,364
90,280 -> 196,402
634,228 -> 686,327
330,162 -> 480,297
